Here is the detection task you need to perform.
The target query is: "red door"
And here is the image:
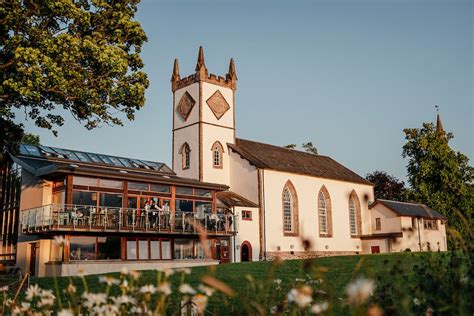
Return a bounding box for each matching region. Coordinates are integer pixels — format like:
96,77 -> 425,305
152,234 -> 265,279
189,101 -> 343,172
371,246 -> 380,254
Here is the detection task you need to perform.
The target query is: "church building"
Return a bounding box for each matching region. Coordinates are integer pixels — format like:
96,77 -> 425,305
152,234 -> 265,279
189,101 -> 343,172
0,47 -> 447,277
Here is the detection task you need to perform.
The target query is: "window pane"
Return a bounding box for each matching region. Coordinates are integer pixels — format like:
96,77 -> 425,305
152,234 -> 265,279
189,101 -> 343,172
174,239 -> 194,259
150,240 -> 160,259
73,176 -> 97,186
70,237 -> 96,261
100,193 -> 122,208
139,240 -> 149,260
195,201 -> 211,219
161,240 -> 171,260
195,188 -> 211,197
127,240 -> 137,260
196,240 -> 212,259
97,237 -> 120,260
100,179 -> 123,189
72,191 -> 97,206
176,187 -> 193,195
129,182 -> 149,191
150,184 -> 170,193
176,199 -> 193,213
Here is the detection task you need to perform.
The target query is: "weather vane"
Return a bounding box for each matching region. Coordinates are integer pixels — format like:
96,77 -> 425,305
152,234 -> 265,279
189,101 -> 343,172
435,105 -> 439,112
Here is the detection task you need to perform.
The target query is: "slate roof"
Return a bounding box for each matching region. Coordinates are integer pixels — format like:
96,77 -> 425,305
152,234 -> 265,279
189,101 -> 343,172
216,191 -> 259,208
371,199 -> 447,220
227,138 -> 372,185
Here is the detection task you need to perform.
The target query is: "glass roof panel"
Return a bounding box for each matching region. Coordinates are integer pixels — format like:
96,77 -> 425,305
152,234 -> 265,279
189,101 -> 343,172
39,146 -> 58,155
118,158 -> 133,168
19,144 -> 30,156
98,155 -> 113,164
108,156 -> 125,167
158,165 -> 174,174
63,150 -> 80,161
50,147 -> 69,156
74,152 -> 92,162
87,153 -> 103,164
23,145 -> 42,157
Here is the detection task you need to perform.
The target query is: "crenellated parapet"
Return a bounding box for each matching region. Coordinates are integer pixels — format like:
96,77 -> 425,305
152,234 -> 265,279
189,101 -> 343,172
171,46 -> 237,92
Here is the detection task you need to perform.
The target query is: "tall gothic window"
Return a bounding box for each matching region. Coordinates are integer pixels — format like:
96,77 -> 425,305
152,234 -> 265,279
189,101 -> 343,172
181,143 -> 191,170
318,185 -> 332,237
282,180 -> 299,236
348,190 -> 361,237
211,141 -> 223,168
283,188 -> 293,233
349,197 -> 357,235
318,191 -> 327,234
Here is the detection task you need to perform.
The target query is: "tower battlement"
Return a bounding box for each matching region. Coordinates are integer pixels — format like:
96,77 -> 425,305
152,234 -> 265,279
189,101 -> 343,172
171,46 -> 237,92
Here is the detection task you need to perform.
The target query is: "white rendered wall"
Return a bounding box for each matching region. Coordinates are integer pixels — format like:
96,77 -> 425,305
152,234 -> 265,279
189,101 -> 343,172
262,169 -> 374,254
394,217 -> 447,252
369,204 -> 402,234
173,124 -> 200,179
173,83 -> 200,129
229,151 -> 259,204
201,124 -> 233,185
201,82 -> 234,128
233,206 -> 260,262
361,239 -> 389,254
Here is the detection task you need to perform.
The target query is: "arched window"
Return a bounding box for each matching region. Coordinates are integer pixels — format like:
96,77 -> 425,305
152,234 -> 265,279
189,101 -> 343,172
211,141 -> 224,169
283,188 -> 293,232
318,186 -> 332,237
349,197 -> 356,235
282,180 -> 299,236
349,190 -> 361,237
180,143 -> 191,170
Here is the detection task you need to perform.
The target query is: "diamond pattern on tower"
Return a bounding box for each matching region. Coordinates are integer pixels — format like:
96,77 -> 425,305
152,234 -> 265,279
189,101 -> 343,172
206,90 -> 230,120
177,91 -> 195,121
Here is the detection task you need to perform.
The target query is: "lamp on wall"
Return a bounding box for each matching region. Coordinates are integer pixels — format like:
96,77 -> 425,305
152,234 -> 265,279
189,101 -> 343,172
325,245 -> 329,250
236,245 -> 240,250
290,244 -> 294,249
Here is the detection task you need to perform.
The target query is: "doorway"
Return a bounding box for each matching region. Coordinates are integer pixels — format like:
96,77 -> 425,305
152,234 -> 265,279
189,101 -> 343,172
371,246 -> 380,254
240,241 -> 252,262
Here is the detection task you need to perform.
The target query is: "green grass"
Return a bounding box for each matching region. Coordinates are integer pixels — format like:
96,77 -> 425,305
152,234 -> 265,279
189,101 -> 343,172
28,252 -> 433,314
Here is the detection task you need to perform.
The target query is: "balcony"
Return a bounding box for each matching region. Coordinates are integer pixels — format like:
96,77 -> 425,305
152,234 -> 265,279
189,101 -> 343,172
20,204 -> 238,236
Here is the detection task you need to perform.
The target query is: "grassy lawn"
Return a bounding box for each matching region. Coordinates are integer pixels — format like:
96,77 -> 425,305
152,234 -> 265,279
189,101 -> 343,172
28,252 -> 432,314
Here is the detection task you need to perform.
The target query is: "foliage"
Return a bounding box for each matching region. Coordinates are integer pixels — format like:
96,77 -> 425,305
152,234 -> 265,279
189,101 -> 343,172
365,170 -> 405,201
3,252 -> 471,315
302,142 -> 318,155
0,0 -> 149,154
20,133 -> 40,145
402,122 -> 473,238
284,142 -> 318,154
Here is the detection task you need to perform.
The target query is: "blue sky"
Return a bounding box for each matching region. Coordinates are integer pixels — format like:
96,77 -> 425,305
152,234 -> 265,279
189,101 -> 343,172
19,0 -> 473,182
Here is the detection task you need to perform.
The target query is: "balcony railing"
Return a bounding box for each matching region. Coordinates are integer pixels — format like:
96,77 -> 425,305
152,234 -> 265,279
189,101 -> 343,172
20,204 -> 238,236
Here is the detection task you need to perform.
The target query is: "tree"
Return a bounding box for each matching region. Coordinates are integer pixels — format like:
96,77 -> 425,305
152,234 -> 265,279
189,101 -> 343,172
283,142 -> 318,154
0,0 -> 149,154
403,119 -> 473,237
302,142 -> 318,154
21,133 -> 40,145
365,170 -> 405,201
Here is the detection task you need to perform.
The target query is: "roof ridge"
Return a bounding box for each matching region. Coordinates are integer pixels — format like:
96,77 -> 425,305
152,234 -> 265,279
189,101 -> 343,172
236,138 -> 332,159
378,199 -> 429,208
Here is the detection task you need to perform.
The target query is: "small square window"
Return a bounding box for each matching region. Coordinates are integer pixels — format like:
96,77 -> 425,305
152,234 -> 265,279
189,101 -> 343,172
242,210 -> 252,220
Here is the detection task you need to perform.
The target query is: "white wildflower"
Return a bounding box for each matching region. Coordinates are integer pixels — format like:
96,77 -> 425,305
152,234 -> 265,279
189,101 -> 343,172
179,283 -> 196,295
57,309 -> 74,316
99,275 -> 120,286
130,269 -> 141,280
38,290 -> 55,307
269,306 -> 278,314
311,301 -> 329,314
140,284 -> 157,294
112,295 -> 136,306
295,278 -> 306,282
20,302 -> 31,311
198,284 -> 215,296
273,279 -> 282,285
413,298 -> 420,306
345,278 -> 375,306
192,294 -> 208,314
53,235 -> 67,246
157,266 -> 174,277
120,279 -> 129,289
120,267 -> 129,275
157,281 -> 172,296
287,285 -> 313,308
131,306 -> 143,314
25,284 -> 42,301
0,286 -> 8,292
82,292 -> 107,308
65,283 -> 76,294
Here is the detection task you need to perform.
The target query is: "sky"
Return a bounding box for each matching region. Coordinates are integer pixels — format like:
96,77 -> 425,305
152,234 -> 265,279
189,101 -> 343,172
18,0 -> 473,183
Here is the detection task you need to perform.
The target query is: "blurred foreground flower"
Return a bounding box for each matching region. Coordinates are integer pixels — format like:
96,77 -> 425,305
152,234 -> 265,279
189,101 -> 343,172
287,285 -> 313,308
345,278 -> 375,306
